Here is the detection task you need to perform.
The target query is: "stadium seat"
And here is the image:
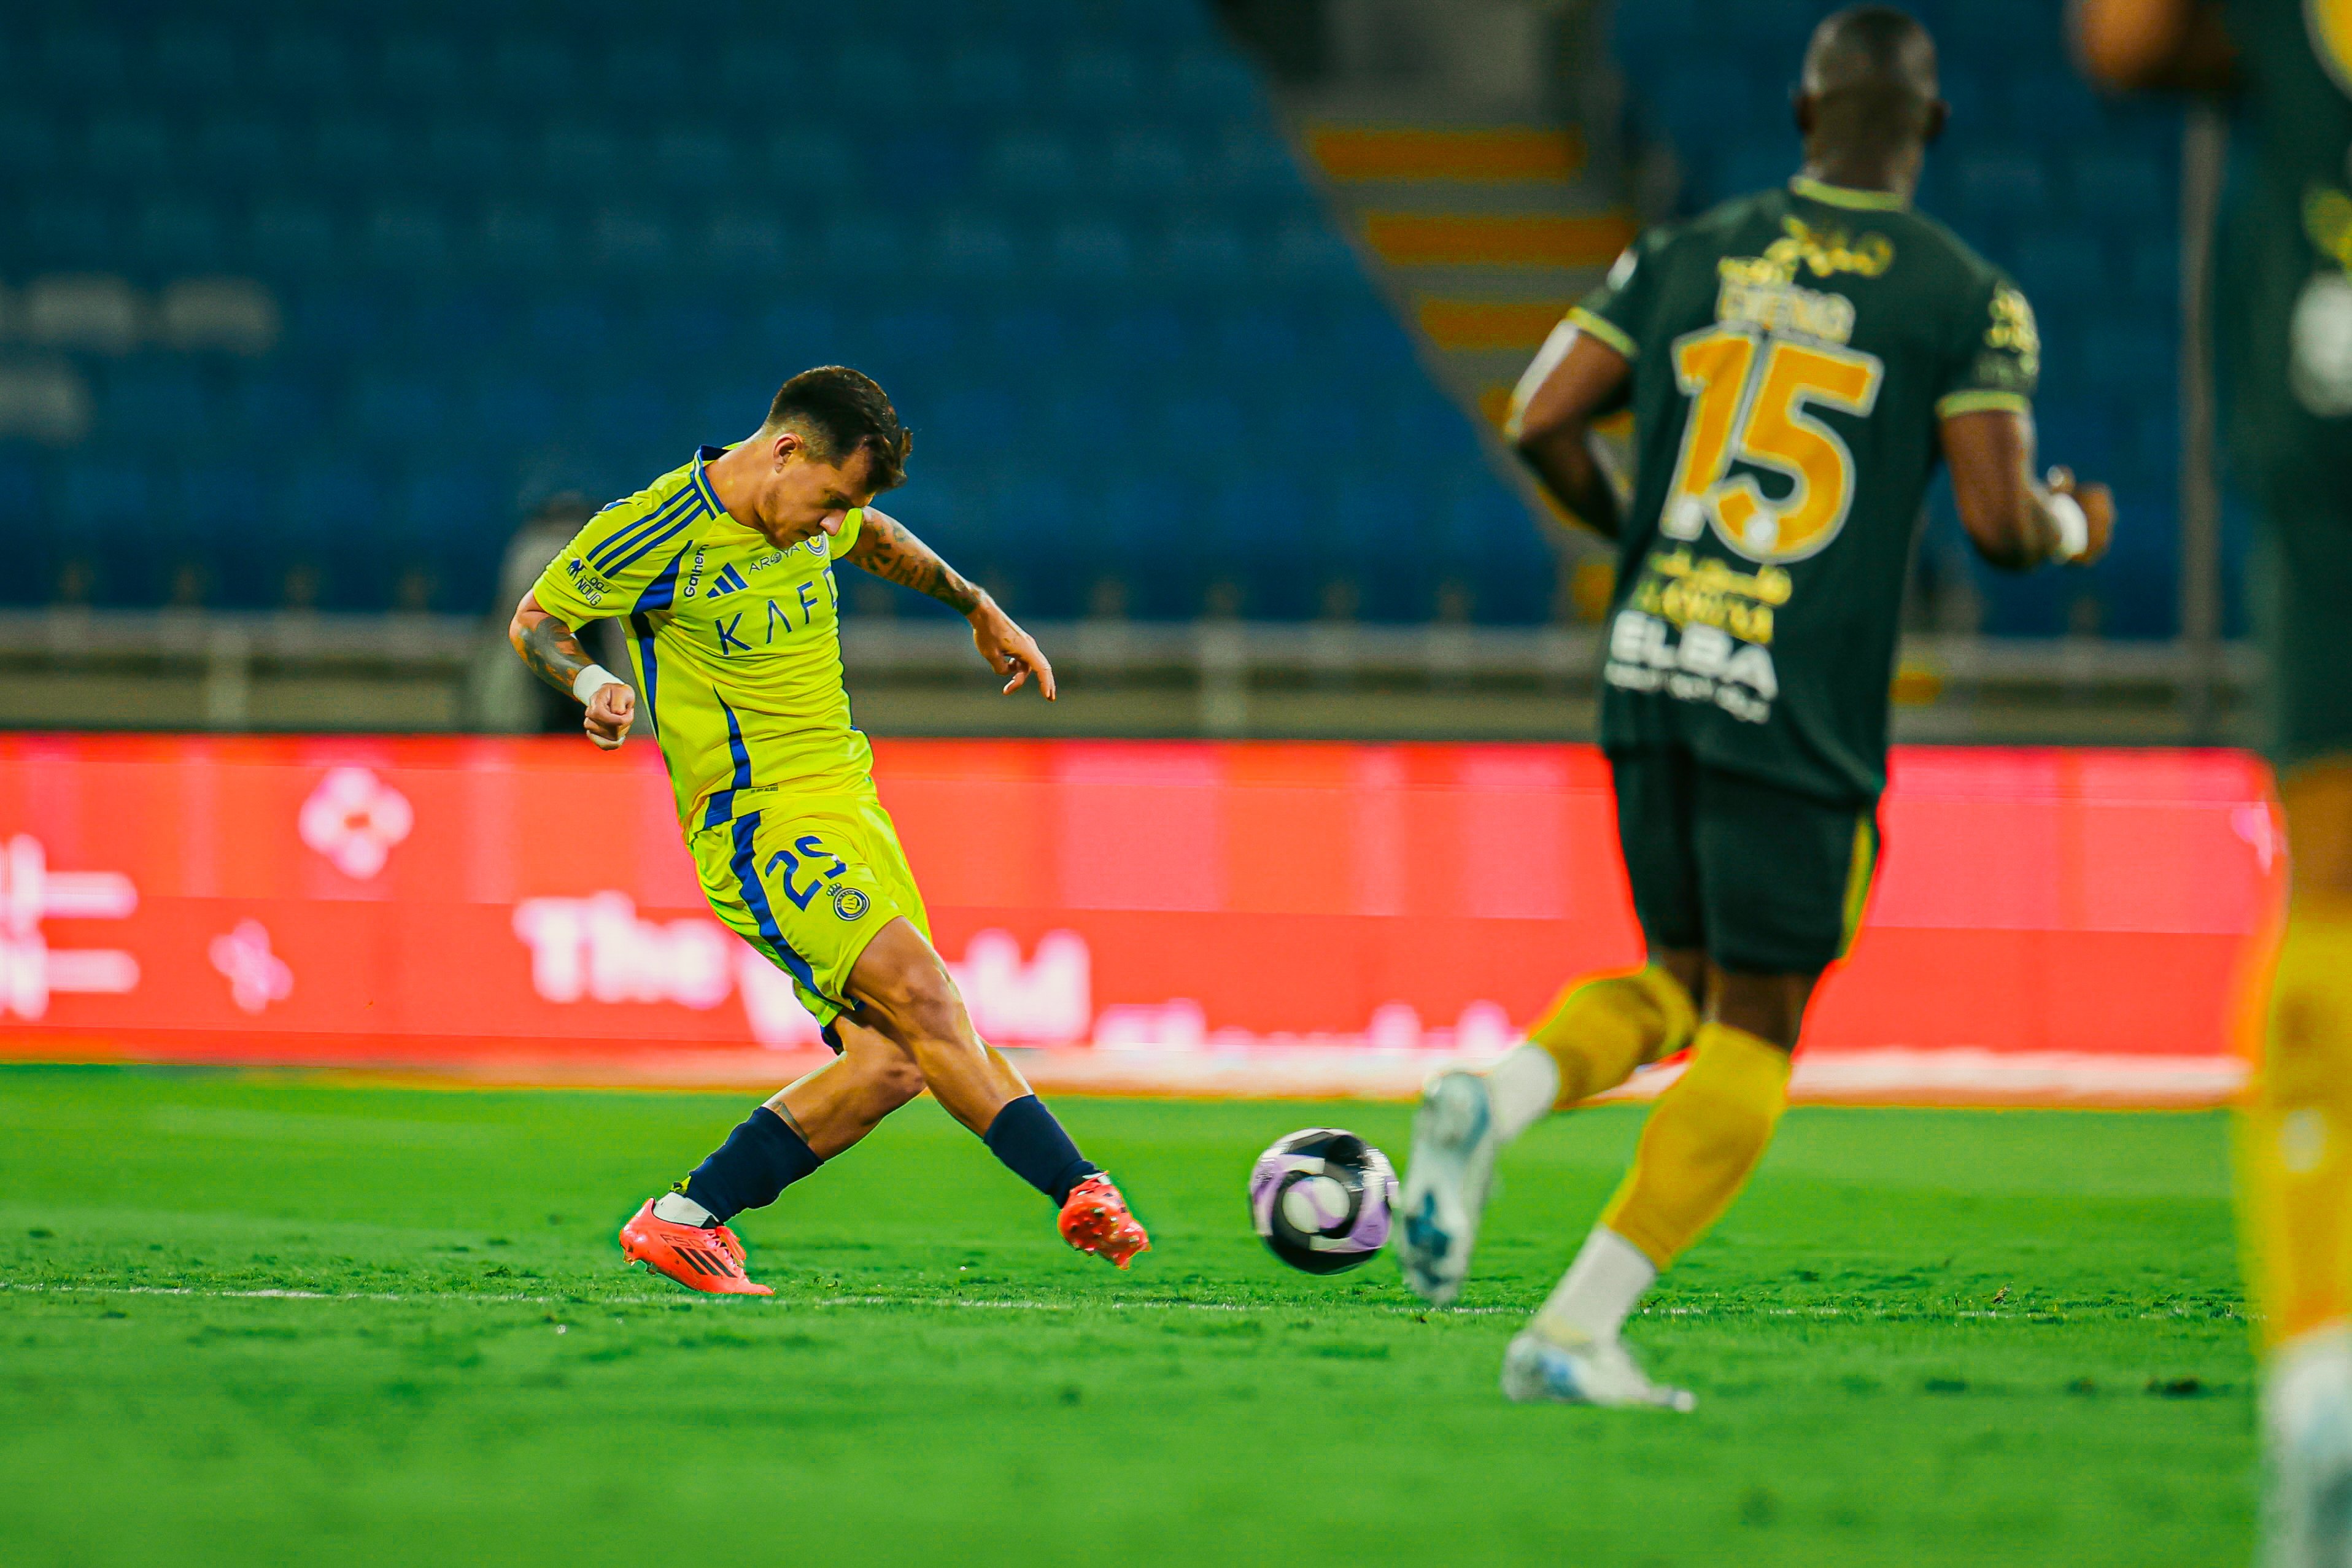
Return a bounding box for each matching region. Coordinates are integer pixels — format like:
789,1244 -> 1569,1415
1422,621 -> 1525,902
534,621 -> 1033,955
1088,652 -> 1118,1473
0,111 -> 63,179
191,117 -> 288,185
377,32 -> 469,101
83,114 -> 175,183
248,198 -> 341,275
148,23 -> 242,101
1952,149 -> 2050,222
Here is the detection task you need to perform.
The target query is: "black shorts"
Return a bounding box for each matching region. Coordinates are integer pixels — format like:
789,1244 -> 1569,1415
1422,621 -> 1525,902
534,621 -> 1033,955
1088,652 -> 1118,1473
1610,747 -> 1879,975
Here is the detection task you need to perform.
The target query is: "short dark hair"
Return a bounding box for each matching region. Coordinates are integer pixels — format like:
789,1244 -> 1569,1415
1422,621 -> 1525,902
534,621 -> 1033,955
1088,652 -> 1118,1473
762,366 -> 911,492
1803,6 -> 1940,145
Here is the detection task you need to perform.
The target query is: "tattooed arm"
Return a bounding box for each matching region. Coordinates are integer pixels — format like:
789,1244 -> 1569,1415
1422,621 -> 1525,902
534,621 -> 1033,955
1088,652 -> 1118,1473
841,508 -> 1056,700
509,589 -> 638,749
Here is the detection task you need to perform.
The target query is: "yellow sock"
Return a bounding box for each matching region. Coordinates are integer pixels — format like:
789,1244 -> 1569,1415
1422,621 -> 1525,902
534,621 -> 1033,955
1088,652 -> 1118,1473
2238,895 -> 2352,1349
1526,966 -> 1699,1108
1600,1023 -> 1791,1269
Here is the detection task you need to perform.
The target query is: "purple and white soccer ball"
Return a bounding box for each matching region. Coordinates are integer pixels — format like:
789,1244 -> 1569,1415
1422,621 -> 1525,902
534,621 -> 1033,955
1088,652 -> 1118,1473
1249,1127 -> 1398,1275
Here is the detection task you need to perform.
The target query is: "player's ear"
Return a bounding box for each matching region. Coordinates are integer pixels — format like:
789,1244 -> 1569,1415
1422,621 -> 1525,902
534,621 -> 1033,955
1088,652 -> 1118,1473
1792,88 -> 1814,137
1922,98 -> 1949,145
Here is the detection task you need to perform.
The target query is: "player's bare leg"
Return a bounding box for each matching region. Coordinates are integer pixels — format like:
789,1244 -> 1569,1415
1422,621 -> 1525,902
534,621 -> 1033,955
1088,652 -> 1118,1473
624,1025 -> 925,1293
845,918 -> 1148,1267
1399,951 -> 1702,1307
2243,762 -> 2352,1567
1503,966 -> 1808,1410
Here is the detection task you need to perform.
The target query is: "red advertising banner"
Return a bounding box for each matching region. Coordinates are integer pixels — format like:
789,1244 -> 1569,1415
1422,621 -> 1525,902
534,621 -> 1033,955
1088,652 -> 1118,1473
0,735 -> 2280,1105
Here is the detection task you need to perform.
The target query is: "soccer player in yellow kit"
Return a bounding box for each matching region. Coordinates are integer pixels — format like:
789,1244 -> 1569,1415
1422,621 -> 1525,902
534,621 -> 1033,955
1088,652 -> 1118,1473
510,366 -> 1148,1292
2078,2 -> 2352,1560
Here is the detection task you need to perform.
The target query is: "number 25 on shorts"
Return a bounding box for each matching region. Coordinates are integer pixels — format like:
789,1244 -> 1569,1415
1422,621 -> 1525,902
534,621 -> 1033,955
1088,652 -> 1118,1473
764,835 -> 848,911
1661,325 -> 1884,563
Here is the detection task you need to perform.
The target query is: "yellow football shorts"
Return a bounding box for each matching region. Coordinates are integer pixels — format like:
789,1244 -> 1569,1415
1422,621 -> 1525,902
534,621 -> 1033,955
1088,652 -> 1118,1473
690,788 -> 932,1032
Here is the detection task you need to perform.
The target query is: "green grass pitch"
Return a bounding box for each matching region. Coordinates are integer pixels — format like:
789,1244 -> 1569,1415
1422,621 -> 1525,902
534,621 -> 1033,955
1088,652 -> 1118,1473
0,1065 -> 2251,1567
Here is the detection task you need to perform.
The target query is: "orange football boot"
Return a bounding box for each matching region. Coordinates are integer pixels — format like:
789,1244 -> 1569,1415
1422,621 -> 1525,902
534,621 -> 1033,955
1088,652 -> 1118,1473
619,1198 -> 772,1295
1059,1173 -> 1150,1269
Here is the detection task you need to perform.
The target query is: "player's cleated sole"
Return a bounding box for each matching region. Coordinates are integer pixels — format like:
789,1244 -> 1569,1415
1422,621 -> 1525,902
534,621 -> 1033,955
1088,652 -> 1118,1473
1398,1070 -> 1498,1307
618,1198 -> 773,1296
1059,1173 -> 1150,1269
1500,1331 -> 1696,1412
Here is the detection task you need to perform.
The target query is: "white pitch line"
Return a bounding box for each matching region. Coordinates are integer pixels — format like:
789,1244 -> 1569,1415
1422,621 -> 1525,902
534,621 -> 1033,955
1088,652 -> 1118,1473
0,1280 -> 1521,1315
12,1282 -> 2153,1323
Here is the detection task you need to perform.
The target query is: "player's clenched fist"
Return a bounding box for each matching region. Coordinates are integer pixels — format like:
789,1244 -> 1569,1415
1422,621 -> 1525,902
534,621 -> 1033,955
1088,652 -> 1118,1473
2046,468 -> 2116,567
583,681 -> 635,749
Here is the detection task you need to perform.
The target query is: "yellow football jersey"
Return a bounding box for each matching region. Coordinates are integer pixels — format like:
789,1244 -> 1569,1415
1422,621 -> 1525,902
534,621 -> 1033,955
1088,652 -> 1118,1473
531,447 -> 875,829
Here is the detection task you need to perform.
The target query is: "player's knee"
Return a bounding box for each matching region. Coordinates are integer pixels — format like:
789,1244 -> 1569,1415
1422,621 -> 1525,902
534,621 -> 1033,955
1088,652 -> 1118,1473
867,956 -> 971,1048
1708,968 -> 1814,1051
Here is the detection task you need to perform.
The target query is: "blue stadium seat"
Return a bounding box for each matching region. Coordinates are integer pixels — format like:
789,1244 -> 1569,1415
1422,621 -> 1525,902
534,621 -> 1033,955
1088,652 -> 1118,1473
314,117 -> 403,188
536,122 -> 625,190
1168,47 -> 1264,125
1952,149 -> 2051,222
419,122 -> 514,189
765,128 -> 863,194
928,212 -> 1024,288
700,207 -> 788,277
350,371 -> 451,450
2070,149 -> 2168,225
23,191 -> 117,269
260,31 -> 357,102
488,36 -> 581,102
249,198 -> 342,275
589,206 -> 672,273
468,375 -> 563,449
2013,234 -> 2104,312
377,32 -> 470,101
149,23 -> 244,103
1648,63 -> 1758,153
169,463 -> 269,550
1058,44 -> 1149,118
98,360 -> 212,448
2081,322 -> 2173,393
478,201 -> 568,274
0,111 -> 62,180
946,42 -> 1030,115
134,198 -> 228,272
360,200 -> 456,272
56,459 -> 155,538
40,27 -> 129,96
192,117 -> 288,185
82,114 -> 175,183
649,126 -> 737,191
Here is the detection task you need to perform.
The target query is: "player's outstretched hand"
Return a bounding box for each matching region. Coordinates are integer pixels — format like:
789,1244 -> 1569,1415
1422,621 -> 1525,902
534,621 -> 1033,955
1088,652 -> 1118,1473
583,681 -> 636,749
2048,467 -> 2115,566
969,601 -> 1057,700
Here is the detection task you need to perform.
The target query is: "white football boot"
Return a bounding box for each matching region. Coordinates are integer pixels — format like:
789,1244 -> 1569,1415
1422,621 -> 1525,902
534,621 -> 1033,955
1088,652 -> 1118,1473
2264,1330 -> 2352,1568
1398,1070 -> 1502,1306
1501,1329 -> 1696,1412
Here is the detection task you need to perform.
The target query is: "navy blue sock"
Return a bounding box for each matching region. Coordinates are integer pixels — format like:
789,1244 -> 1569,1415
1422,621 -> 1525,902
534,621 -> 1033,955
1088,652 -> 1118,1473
981,1095 -> 1099,1205
681,1106 -> 821,1224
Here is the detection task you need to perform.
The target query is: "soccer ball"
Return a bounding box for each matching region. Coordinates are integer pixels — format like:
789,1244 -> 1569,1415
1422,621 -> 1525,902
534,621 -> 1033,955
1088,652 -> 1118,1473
1248,1127 -> 1398,1275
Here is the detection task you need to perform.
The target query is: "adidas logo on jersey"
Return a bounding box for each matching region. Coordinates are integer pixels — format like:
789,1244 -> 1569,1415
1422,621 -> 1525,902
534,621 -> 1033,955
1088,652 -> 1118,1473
702,564 -> 750,600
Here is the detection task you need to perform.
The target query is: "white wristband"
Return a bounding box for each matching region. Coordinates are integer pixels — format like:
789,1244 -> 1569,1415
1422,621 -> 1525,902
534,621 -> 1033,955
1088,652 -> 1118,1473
2046,493 -> 2089,562
571,664 -> 619,705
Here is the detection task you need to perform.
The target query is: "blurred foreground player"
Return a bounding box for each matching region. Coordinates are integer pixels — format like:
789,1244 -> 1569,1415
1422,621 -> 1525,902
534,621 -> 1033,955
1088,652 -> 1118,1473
509,367 -> 1148,1292
2077,1 -> 2352,1559
1397,7 -> 2113,1405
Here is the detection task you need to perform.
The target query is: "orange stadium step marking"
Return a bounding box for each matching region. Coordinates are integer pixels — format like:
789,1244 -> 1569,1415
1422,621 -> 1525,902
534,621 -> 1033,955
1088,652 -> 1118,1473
1307,125 -> 1586,182
1418,297 -> 1573,350
1362,212 -> 1637,268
